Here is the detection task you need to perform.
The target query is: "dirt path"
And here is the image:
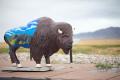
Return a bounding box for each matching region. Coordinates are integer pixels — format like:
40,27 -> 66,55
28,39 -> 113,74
0,60 -> 120,80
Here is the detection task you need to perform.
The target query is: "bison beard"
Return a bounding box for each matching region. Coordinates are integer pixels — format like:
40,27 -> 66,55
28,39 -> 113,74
30,17 -> 73,65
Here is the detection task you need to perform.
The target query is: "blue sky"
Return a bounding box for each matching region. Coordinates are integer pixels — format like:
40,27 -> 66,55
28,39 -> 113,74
0,0 -> 120,42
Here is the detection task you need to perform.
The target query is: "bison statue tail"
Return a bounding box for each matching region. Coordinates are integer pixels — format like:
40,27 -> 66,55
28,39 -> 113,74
4,35 -> 12,47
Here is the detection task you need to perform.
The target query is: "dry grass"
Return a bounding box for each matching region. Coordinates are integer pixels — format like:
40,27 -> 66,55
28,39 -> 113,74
0,39 -> 120,55
79,39 -> 120,45
72,39 -> 120,55
0,42 -> 29,53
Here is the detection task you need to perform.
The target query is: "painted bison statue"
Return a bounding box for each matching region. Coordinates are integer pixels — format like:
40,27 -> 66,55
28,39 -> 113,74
4,17 -> 73,68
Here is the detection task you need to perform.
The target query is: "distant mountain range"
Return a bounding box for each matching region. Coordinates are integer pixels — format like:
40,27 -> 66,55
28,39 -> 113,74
74,27 -> 120,40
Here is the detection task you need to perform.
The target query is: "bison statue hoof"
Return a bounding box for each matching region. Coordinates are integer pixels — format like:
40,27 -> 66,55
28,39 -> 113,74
46,64 -> 52,67
17,64 -> 23,68
35,64 -> 42,68
12,63 -> 17,67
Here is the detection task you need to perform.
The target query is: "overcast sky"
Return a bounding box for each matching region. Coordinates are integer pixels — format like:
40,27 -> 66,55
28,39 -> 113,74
0,0 -> 120,41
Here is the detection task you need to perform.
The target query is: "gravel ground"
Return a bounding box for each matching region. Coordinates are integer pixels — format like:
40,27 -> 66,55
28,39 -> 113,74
0,53 -> 120,64
0,53 -> 120,80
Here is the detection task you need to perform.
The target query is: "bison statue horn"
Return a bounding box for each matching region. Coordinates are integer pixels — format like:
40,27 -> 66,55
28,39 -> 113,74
58,29 -> 63,34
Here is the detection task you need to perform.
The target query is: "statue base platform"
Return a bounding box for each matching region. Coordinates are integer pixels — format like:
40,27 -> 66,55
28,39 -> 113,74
0,66 -> 53,72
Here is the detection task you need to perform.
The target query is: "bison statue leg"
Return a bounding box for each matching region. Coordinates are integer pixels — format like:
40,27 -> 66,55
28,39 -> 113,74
30,47 -> 43,68
44,55 -> 52,67
9,46 -> 22,67
4,36 -> 23,68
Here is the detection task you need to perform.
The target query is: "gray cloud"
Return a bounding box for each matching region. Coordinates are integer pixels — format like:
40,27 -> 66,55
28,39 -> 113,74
1,0 -> 120,20
0,0 -> 120,41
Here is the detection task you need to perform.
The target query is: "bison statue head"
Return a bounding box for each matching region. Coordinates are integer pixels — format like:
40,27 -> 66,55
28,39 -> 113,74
56,22 -> 73,54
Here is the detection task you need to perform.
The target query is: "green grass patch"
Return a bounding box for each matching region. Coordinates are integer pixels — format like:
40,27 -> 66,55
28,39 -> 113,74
91,45 -> 120,49
96,62 -> 120,70
96,63 -> 113,70
1,39 -> 120,55
0,48 -> 9,53
1,44 -> 120,55
72,44 -> 120,55
72,45 -> 93,54
0,47 -> 29,54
